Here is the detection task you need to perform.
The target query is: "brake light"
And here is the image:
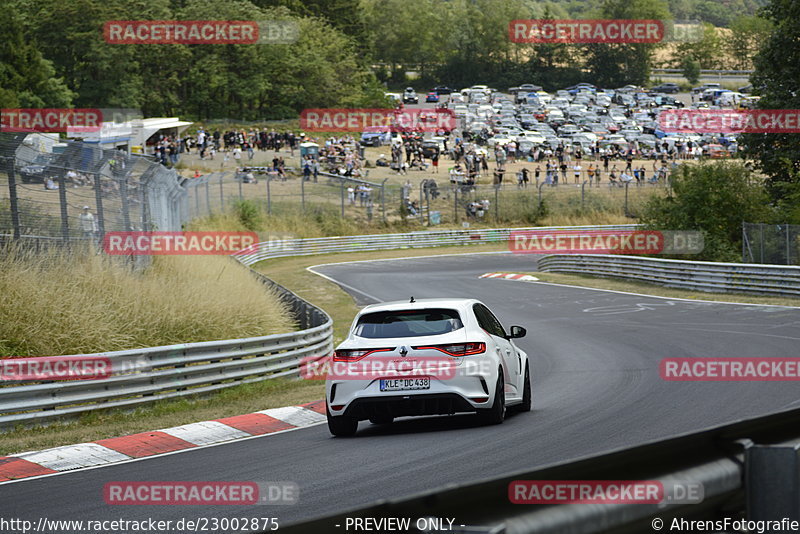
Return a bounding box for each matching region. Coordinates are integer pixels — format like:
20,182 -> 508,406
333,347 -> 394,362
411,342 -> 486,357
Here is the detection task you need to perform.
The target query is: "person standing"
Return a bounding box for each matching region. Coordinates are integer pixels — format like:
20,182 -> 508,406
79,206 -> 97,239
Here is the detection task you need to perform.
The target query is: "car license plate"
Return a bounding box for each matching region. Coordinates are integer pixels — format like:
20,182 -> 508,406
380,377 -> 430,391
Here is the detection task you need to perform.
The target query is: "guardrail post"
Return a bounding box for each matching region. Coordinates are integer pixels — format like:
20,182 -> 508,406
340,178 -> 345,218
494,185 -> 499,221
219,174 -> 224,211
57,172 -> 70,243
3,157 -> 22,240
454,187 -> 459,223
93,172 -> 106,242
205,178 -> 210,214
581,180 -> 588,211
120,176 -> 131,231
266,175 -> 271,215
381,178 -> 388,222
426,190 -> 431,226
624,182 -> 630,217
747,441 -> 800,522
419,178 -> 425,223
301,173 -> 305,213
538,181 -> 545,210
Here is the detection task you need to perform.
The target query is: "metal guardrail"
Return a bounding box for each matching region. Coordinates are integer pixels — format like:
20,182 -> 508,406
234,225 -> 640,266
0,265 -> 332,428
281,405 -> 800,533
538,254 -> 800,297
652,68 -> 754,76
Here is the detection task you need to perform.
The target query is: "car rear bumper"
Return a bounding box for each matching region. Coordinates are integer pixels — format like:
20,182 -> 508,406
340,393 -> 478,420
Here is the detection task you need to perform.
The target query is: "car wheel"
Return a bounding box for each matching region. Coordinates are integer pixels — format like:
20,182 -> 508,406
479,372 -> 505,425
327,405 -> 358,437
368,415 -> 394,425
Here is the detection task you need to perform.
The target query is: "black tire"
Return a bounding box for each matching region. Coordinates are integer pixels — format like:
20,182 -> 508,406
517,364 -> 532,412
327,405 -> 358,437
368,415 -> 394,425
479,372 -> 505,425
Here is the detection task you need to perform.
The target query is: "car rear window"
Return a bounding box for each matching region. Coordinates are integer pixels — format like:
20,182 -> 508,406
353,308 -> 463,338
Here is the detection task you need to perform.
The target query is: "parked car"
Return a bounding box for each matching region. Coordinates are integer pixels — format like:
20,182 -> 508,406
18,154 -> 53,183
692,83 -> 721,94
651,83 -> 680,94
433,86 -> 454,95
519,83 -> 543,92
360,129 -> 391,147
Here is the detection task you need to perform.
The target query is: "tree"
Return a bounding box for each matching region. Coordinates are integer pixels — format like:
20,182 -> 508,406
0,4 -> 74,108
584,0 -> 671,87
671,22 -> 723,70
640,162 -> 772,261
681,57 -> 700,85
728,15 -> 773,71
741,0 -> 800,222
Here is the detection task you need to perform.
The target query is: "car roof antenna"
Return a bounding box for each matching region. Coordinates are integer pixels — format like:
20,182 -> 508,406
410,296 -> 415,303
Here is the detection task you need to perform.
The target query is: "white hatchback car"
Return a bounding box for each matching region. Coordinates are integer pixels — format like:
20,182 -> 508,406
325,298 -> 531,436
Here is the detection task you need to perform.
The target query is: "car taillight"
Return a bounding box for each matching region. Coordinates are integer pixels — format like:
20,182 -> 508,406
332,347 -> 394,362
411,342 -> 486,357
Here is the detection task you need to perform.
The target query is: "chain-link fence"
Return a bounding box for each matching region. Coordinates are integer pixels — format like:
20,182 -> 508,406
742,222 -> 800,265
1,133 -> 186,248
183,167 -> 391,223
2,132 -> 667,250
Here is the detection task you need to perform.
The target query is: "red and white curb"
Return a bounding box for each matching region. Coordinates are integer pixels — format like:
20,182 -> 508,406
480,272 -> 539,282
0,400 -> 326,482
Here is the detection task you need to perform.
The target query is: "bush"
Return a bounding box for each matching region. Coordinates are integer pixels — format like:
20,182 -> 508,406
681,58 -> 701,85
232,199 -> 263,231
640,162 -> 773,261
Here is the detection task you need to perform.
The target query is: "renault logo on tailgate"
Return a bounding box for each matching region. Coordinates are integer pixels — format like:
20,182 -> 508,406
399,346 -> 408,357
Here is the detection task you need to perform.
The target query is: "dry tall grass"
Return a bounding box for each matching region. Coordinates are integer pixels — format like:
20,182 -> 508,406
0,246 -> 295,357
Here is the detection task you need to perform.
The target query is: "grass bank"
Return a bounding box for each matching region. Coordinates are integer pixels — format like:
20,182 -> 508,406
0,246 -> 294,358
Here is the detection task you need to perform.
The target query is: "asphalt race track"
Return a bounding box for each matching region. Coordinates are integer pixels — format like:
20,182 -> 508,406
3,252 -> 800,532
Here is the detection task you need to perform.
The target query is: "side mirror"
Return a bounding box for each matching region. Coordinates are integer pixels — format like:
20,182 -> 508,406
509,325 -> 526,339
